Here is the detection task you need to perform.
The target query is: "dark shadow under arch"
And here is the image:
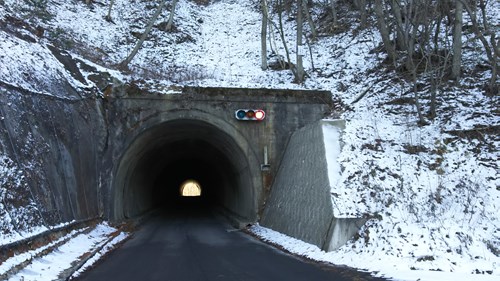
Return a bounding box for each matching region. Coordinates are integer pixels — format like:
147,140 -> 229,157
111,118 -> 259,222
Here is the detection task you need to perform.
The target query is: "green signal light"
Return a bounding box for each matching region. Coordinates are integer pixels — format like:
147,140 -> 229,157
236,110 -> 246,119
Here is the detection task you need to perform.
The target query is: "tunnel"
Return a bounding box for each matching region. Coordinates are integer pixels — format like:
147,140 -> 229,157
111,118 -> 261,223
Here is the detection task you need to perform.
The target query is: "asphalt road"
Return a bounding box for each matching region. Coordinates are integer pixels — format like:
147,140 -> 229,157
74,206 -> 385,281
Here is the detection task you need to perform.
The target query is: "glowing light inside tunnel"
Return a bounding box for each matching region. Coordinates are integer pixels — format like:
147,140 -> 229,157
180,180 -> 202,197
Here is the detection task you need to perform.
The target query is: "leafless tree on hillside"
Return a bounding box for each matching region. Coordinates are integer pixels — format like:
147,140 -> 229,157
451,0 -> 463,80
373,0 -> 397,63
329,0 -> 338,26
459,0 -> 498,93
120,0 -> 167,68
105,0 -> 115,22
296,0 -> 305,83
302,0 -> 317,40
165,0 -> 179,31
353,0 -> 367,27
261,0 -> 269,70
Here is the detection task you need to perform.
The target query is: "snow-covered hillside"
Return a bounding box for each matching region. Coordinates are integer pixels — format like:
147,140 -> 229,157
0,0 -> 498,280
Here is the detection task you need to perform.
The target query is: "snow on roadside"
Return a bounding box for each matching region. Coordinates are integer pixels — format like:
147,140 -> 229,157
250,224 -> 499,281
5,223 -> 128,281
69,231 -> 129,280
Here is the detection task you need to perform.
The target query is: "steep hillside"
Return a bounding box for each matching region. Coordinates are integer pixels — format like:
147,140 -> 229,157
0,0 -> 498,279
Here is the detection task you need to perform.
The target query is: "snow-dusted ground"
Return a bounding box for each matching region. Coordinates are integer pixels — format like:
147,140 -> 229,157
250,224 -> 500,281
1,0 -> 498,280
1,222 -> 128,281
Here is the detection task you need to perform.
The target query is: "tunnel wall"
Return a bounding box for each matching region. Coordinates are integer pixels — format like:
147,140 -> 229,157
1,83 -> 340,242
261,120 -> 364,251
103,86 -> 333,224
109,114 -> 261,222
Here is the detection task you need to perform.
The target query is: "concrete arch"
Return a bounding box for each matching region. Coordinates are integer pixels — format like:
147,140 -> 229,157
110,109 -> 262,223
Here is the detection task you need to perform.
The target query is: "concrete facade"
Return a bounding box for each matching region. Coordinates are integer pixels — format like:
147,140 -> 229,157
0,81 -> 364,250
0,83 -> 331,222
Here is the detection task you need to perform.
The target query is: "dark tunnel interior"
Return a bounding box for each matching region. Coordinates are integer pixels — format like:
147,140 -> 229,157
112,119 -> 259,222
150,139 -> 237,208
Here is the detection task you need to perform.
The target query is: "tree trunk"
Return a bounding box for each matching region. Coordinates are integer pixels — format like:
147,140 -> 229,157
374,0 -> 397,63
166,0 -> 179,31
120,0 -> 167,68
460,0 -> 497,92
451,0 -> 463,80
330,0 -> 338,25
302,0 -> 317,40
296,0 -> 305,83
261,0 -> 268,70
105,0 -> 115,22
490,36 -> 499,93
460,0 -> 494,63
389,0 -> 406,50
358,0 -> 367,27
277,0 -> 296,77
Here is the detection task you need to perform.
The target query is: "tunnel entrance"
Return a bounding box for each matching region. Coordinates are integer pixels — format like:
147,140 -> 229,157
111,118 -> 260,223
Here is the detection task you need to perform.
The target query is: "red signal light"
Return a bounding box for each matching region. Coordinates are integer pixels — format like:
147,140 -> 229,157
254,110 -> 265,120
235,109 -> 266,121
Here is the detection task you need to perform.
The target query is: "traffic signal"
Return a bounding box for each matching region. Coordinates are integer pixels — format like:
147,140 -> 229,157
235,109 -> 266,121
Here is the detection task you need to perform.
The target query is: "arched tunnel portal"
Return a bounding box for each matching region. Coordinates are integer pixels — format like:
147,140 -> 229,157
111,117 -> 262,223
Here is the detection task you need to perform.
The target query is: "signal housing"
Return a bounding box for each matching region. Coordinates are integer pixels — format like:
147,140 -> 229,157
235,109 -> 266,121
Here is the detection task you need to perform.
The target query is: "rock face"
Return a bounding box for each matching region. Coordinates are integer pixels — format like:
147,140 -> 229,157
0,82 -> 105,225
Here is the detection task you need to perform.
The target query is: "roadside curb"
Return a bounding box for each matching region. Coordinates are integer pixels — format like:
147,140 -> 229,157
0,218 -> 100,280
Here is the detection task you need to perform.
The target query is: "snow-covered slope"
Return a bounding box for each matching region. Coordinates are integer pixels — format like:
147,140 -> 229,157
0,0 -> 498,280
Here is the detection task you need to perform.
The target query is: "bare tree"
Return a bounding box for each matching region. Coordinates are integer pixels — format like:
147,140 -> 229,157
261,0 -> 269,70
451,0 -> 463,80
105,0 -> 115,22
302,0 -> 317,40
373,0 -> 397,63
460,0 -> 498,93
276,0 -> 296,77
353,0 -> 367,27
388,0 -> 406,51
120,0 -> 167,68
166,0 -> 179,31
296,0 -> 305,83
330,0 -> 338,26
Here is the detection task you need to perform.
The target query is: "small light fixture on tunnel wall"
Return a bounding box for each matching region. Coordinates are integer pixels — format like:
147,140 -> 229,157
235,109 -> 266,121
180,180 -> 202,197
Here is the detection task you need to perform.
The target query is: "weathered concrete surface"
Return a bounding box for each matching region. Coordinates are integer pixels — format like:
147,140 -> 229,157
261,121 -> 334,249
101,86 -> 333,223
0,81 -> 335,230
261,120 -> 365,251
326,218 -> 367,251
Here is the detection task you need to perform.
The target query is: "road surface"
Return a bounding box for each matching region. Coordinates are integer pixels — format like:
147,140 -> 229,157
74,206 -> 385,281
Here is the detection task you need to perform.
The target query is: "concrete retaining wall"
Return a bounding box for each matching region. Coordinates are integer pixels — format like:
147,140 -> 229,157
261,121 -> 334,248
261,120 -> 365,251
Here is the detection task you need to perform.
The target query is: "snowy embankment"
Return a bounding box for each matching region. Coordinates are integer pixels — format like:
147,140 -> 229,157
0,222 -> 128,281
0,0 -> 498,280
